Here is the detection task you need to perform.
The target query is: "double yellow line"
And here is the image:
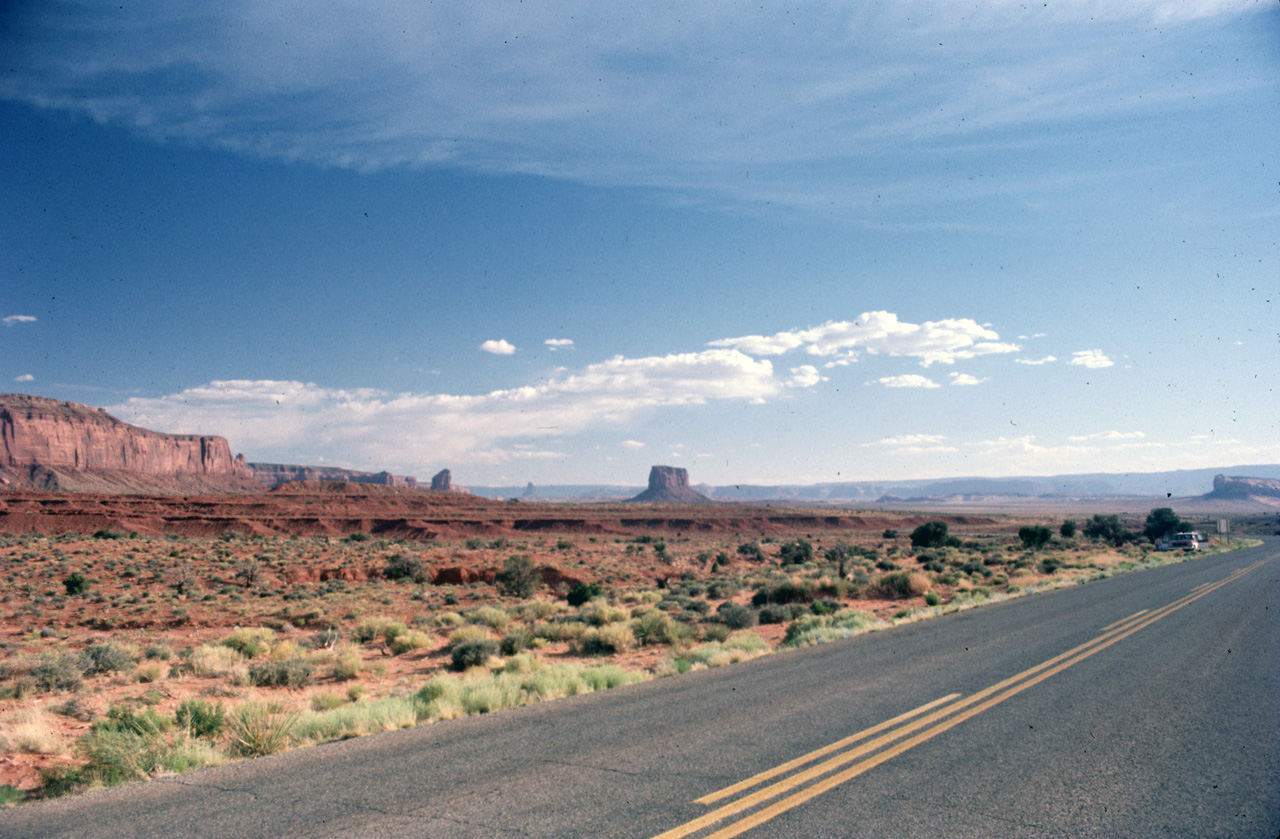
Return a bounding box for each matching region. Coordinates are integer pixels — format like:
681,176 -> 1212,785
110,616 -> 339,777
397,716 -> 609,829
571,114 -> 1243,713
651,559 -> 1268,839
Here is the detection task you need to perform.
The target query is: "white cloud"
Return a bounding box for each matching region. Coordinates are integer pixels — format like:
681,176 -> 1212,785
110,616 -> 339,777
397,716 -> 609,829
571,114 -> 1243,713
787,365 -> 824,388
1014,355 -> 1057,365
949,372 -> 986,386
621,439 -> 645,449
712,311 -> 1019,367
13,374 -> 35,382
109,348 -> 783,470
3,315 -> 36,327
545,339 -> 574,351
479,339 -> 517,356
1068,430 -> 1146,442
874,374 -> 940,389
1068,349 -> 1114,368
871,434 -> 948,446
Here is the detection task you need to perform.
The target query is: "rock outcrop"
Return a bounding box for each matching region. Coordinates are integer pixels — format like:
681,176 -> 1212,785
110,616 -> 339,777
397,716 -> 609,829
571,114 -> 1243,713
1204,474 -> 1280,502
628,465 -> 710,504
429,469 -> 470,494
0,393 -> 262,493
250,463 -> 418,490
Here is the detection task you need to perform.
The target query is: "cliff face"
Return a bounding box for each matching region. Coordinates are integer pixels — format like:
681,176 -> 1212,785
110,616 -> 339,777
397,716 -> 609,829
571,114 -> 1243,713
628,465 -> 710,504
1206,474 -> 1280,500
0,394 -> 261,493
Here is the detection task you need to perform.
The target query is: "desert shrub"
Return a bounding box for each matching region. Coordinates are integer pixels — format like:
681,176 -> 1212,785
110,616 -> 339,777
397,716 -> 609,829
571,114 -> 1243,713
497,555 -> 540,598
500,629 -> 533,656
187,644 -> 247,679
757,603 -> 805,624
175,699 -> 225,740
629,610 -> 670,646
566,582 -> 602,606
1083,514 -> 1136,546
705,579 -> 740,600
871,571 -> 931,599
910,521 -> 950,548
750,579 -> 815,606
96,704 -> 172,737
220,627 -> 276,658
229,702 -> 297,757
960,561 -> 991,578
581,602 -> 629,626
248,657 -> 313,689
352,617 -> 408,645
736,542 -> 765,562
875,559 -> 900,571
715,602 -> 758,629
92,529 -> 125,540
924,592 -> 942,607
882,529 -> 899,539
783,609 -> 875,646
62,572 -> 90,596
465,537 -> 485,550
578,623 -> 635,656
1018,525 -> 1053,550
135,663 -> 165,683
1060,519 -> 1077,538
80,642 -> 136,675
809,598 -> 840,616
1039,557 -> 1063,574
451,639 -> 499,670
388,630 -> 433,656
383,553 -> 427,583
295,696 -> 417,744
468,605 -> 512,631
31,653 -> 85,692
448,625 -> 494,648
143,643 -> 174,661
329,644 -> 364,681
778,540 -> 814,566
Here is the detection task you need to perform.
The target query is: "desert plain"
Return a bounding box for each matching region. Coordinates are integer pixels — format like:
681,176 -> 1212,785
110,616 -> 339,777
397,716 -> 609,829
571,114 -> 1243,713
0,482 -> 1266,804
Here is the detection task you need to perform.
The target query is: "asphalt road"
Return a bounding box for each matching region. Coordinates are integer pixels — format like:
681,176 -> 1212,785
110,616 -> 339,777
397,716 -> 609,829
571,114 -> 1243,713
3,541 -> 1276,839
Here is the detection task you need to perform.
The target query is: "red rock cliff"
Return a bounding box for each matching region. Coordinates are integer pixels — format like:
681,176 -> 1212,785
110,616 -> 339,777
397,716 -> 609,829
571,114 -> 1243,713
0,394 -> 262,492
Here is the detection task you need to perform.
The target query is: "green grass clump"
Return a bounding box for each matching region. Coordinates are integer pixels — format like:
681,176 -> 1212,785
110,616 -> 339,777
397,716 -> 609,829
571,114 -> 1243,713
228,702 -> 297,757
294,697 -> 417,744
783,609 -> 876,647
220,627 -> 277,658
388,629 -> 433,656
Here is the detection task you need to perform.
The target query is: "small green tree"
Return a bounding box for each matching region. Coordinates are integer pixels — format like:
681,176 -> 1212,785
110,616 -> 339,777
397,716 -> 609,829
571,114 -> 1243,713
910,521 -> 950,549
1059,519 -> 1077,538
63,572 -> 90,596
1143,508 -> 1187,544
778,540 -> 813,566
1083,514 -> 1136,547
497,555 -> 539,598
1018,525 -> 1053,550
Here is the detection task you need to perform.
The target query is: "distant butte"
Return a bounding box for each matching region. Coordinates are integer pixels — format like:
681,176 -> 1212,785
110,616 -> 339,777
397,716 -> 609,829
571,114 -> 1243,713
628,465 -> 710,504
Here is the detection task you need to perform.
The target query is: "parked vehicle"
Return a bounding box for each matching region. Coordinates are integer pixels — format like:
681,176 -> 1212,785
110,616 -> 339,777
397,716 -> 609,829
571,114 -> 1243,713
1157,532 -> 1202,551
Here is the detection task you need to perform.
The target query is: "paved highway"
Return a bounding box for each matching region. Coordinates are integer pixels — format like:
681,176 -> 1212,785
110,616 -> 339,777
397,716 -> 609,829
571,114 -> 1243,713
3,541 -> 1276,838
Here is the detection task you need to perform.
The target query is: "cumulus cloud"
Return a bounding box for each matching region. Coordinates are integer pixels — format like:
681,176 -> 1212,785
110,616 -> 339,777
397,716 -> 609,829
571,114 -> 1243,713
621,439 -> 645,449
544,339 -> 574,351
1014,355 -> 1056,365
874,374 -> 940,389
13,374 -> 35,382
949,372 -> 986,386
787,365 -> 824,388
109,348 -> 782,469
1068,430 -> 1145,442
712,311 -> 1019,367
3,315 -> 36,326
479,339 -> 517,356
1068,349 -> 1114,368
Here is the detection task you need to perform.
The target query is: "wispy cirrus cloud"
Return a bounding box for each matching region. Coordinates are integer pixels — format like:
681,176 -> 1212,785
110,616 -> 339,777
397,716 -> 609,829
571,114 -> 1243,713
1,2 -> 1264,223
544,339 -> 574,351
3,315 -> 36,326
1068,430 -> 1145,442
1014,355 -> 1056,366
874,374 -> 940,389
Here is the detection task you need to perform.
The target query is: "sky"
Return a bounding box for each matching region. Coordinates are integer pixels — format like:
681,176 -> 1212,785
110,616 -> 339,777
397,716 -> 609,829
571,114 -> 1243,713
1,1 -> 1277,487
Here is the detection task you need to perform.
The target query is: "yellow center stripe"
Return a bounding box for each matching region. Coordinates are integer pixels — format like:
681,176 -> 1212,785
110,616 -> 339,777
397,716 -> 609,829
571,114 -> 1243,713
650,558 -> 1268,839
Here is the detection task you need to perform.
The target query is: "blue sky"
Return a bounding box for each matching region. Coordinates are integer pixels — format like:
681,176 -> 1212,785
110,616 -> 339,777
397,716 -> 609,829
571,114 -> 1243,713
1,1 -> 1276,486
